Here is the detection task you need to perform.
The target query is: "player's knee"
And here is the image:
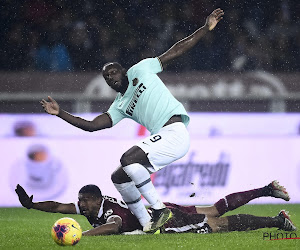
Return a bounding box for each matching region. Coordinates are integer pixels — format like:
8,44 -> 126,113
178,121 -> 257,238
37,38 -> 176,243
120,147 -> 139,166
120,151 -> 132,167
120,146 -> 149,167
206,217 -> 220,233
207,216 -> 228,233
111,168 -> 131,184
111,170 -> 119,183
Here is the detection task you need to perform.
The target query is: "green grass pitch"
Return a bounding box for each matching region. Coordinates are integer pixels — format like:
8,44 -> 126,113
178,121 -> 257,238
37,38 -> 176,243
0,204 -> 299,250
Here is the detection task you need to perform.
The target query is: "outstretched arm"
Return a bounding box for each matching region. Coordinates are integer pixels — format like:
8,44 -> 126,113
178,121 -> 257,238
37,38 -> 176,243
15,184 -> 76,214
159,8 -> 224,66
40,96 -> 112,132
82,216 -> 122,236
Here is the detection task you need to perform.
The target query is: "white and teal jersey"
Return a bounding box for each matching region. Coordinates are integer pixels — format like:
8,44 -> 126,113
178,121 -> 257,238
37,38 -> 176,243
106,58 -> 190,135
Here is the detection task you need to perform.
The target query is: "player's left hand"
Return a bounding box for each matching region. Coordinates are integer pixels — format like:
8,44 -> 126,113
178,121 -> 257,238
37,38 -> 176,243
206,8 -> 224,31
15,184 -> 34,209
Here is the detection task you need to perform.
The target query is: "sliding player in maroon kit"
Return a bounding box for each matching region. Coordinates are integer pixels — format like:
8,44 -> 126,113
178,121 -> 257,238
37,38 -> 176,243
15,180 -> 296,235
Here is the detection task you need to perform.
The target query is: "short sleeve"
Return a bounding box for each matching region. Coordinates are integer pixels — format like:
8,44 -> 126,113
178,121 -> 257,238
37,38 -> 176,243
129,58 -> 163,74
106,100 -> 125,126
107,215 -> 122,223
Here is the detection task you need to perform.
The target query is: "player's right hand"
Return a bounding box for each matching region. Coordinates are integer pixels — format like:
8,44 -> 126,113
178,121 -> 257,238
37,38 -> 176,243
15,184 -> 34,209
40,96 -> 60,115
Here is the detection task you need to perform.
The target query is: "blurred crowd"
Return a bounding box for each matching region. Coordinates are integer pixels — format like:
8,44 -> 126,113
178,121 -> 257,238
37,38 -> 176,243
0,0 -> 299,72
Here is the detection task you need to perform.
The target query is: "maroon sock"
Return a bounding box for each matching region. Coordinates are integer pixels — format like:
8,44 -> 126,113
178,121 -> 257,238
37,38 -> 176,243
227,214 -> 281,231
214,186 -> 271,216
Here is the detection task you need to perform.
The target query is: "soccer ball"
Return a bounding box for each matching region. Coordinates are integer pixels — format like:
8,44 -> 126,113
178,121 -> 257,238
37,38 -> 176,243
51,217 -> 82,246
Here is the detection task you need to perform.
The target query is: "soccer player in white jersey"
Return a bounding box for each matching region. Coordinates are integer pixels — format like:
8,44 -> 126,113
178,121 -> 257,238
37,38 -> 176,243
41,8 -> 224,233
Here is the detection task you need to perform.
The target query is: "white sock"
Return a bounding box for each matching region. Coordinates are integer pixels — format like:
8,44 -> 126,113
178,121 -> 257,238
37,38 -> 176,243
114,181 -> 151,226
123,163 -> 165,210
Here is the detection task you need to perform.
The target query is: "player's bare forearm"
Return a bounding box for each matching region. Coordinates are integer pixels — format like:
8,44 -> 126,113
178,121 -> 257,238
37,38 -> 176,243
41,95 -> 112,131
159,8 -> 224,65
159,25 -> 209,64
82,222 -> 120,236
58,110 -> 112,132
32,201 -> 76,214
57,109 -> 94,132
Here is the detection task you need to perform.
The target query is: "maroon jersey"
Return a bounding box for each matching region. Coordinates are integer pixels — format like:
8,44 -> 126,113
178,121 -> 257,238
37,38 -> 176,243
75,196 -> 142,233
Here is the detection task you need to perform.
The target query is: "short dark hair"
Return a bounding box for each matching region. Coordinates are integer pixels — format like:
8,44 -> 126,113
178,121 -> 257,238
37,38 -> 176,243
79,184 -> 102,198
102,62 -> 123,72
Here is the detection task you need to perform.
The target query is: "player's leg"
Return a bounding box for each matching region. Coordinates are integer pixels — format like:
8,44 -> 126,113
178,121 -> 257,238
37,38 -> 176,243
111,166 -> 151,227
194,206 -> 220,217
207,210 -> 296,232
121,146 -> 165,209
119,146 -> 172,232
163,202 -> 220,218
112,146 -> 172,229
120,123 -> 190,232
212,181 -> 290,217
193,181 -> 290,217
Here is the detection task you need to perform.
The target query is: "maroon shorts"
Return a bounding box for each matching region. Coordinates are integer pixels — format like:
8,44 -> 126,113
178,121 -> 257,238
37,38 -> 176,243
164,202 -> 198,214
162,203 -> 212,234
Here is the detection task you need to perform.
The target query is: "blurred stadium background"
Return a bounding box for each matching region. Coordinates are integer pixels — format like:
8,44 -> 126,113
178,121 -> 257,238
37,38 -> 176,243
1,0 -> 300,207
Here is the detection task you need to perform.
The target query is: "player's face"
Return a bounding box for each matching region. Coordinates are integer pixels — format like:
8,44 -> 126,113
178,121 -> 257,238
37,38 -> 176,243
102,65 -> 126,93
78,193 -> 101,217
